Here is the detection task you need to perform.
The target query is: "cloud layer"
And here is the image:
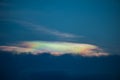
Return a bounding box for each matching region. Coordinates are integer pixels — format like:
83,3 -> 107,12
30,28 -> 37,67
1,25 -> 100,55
0,41 -> 108,57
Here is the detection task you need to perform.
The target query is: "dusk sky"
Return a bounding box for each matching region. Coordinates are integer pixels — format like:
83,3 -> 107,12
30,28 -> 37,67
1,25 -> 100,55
0,0 -> 120,80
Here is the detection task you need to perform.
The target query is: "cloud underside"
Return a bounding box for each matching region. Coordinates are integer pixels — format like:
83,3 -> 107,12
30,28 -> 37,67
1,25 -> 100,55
0,41 -> 108,57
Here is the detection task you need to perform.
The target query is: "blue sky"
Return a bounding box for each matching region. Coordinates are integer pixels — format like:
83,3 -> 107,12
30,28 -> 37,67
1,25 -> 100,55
0,0 -> 120,80
0,0 -> 120,55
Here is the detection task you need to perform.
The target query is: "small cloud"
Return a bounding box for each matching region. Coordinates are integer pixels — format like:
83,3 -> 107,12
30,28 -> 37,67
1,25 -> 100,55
50,30 -> 81,38
0,41 -> 109,57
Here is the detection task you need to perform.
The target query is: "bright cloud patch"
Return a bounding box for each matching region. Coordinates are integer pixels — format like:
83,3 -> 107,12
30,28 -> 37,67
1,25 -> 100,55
0,41 -> 108,57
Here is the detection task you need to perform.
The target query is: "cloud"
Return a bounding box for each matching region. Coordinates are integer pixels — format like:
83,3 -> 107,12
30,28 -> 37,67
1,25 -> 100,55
0,41 -> 108,57
0,19 -> 82,39
16,21 -> 81,38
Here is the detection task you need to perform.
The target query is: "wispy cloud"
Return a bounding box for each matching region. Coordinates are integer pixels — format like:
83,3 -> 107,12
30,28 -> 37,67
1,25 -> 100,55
0,19 -> 83,38
0,41 -> 109,57
0,1 -> 82,40
11,19 -> 82,39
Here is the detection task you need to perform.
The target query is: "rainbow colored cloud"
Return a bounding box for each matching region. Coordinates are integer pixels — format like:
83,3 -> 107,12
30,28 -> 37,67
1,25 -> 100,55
0,41 -> 108,57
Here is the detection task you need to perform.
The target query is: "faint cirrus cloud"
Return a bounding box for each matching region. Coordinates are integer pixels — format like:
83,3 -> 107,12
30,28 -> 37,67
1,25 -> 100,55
0,2 -> 82,40
5,19 -> 83,39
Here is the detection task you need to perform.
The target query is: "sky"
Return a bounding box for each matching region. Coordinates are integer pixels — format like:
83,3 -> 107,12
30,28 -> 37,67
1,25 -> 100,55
0,0 -> 120,55
0,0 -> 120,80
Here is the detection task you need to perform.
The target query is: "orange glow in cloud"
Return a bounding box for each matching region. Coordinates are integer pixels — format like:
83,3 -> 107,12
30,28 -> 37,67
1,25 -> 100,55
0,41 -> 108,57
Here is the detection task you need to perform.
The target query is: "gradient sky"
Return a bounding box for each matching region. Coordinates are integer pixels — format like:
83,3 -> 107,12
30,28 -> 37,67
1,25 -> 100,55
0,0 -> 120,80
0,0 -> 120,55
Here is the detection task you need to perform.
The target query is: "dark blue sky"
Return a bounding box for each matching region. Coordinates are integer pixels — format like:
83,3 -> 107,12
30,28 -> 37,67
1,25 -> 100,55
0,52 -> 120,80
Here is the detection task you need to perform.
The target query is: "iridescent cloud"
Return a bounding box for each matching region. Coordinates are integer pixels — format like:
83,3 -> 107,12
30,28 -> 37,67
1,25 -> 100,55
0,41 -> 108,57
